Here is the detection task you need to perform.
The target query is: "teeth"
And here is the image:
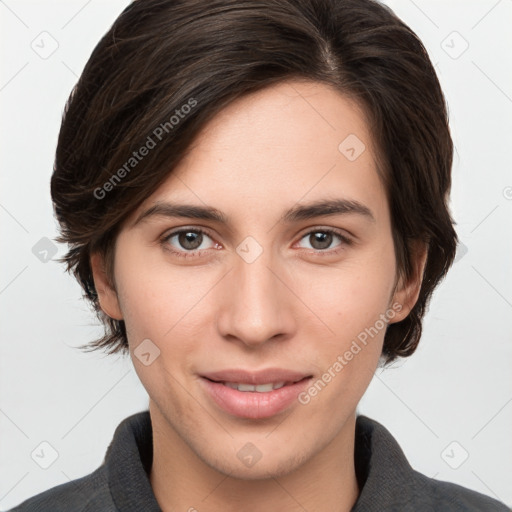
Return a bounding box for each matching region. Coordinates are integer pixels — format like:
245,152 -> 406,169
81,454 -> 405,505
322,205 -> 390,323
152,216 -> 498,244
224,381 -> 286,392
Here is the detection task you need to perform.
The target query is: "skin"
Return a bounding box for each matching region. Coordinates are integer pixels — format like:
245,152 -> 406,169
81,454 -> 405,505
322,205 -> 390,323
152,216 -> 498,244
91,79 -> 427,512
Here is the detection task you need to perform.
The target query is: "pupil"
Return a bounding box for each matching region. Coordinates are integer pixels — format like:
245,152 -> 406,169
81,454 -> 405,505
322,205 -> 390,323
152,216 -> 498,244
312,232 -> 331,249
180,231 -> 201,249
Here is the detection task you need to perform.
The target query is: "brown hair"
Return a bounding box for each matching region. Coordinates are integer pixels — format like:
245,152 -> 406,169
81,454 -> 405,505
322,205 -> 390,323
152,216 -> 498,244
51,0 -> 458,364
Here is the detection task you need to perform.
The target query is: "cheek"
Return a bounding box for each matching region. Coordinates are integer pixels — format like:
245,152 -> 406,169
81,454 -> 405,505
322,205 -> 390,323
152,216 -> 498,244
115,262 -> 225,408
116,263 -> 203,405
113,241 -> 212,342
297,271 -> 390,419
115,224 -> 396,350
295,244 -> 395,398
305,245 -> 396,332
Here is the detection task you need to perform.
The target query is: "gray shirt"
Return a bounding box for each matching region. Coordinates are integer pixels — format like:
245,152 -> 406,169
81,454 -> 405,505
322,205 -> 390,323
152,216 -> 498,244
9,411 -> 510,511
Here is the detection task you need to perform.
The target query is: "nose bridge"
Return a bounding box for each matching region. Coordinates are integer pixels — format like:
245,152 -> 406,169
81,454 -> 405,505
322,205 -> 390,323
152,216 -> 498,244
217,237 -> 295,346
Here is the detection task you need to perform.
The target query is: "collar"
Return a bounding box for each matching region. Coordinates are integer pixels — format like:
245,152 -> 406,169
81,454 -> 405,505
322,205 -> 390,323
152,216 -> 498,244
351,414 -> 421,511
106,411 -> 161,511
104,410 -> 416,511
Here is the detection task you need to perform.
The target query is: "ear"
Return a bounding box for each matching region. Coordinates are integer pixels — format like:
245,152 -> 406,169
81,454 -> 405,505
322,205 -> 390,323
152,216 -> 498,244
90,252 -> 123,320
388,239 -> 428,324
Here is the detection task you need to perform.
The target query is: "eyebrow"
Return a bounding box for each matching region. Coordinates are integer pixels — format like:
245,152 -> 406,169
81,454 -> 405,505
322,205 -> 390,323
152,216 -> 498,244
132,198 -> 376,227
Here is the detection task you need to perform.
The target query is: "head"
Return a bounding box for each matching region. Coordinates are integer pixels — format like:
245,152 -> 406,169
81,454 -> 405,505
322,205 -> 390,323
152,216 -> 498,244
52,0 -> 457,479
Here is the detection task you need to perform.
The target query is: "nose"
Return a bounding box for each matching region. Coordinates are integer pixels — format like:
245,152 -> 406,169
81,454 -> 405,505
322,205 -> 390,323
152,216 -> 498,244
216,247 -> 297,349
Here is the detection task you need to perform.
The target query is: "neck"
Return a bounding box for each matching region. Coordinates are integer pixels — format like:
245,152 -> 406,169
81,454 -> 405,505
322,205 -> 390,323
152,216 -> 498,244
149,402 -> 359,512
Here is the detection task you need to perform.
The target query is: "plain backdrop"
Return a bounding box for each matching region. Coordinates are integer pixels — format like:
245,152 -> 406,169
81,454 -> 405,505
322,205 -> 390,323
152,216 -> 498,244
1,0 -> 511,509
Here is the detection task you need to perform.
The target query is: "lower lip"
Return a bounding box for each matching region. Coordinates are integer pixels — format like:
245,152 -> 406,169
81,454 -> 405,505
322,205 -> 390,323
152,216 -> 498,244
199,377 -> 312,419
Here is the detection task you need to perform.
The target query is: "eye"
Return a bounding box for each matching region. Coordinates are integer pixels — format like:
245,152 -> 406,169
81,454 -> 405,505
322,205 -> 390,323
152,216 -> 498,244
161,228 -> 218,258
296,228 -> 352,254
160,226 -> 352,260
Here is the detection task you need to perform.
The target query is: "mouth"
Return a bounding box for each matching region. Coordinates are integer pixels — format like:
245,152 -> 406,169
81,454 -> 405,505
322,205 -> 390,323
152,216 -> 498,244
219,381 -> 288,391
199,369 -> 313,419
200,368 -> 312,386
203,378 -> 307,392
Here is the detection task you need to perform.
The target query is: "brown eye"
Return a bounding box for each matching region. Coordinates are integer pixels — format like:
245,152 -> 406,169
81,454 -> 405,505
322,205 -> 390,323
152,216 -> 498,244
161,228 -> 216,258
177,231 -> 203,250
297,229 -> 350,253
309,231 -> 334,250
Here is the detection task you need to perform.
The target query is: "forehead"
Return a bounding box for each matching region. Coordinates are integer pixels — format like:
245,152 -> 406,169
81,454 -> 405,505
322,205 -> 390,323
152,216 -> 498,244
187,79 -> 373,151
129,80 -> 388,227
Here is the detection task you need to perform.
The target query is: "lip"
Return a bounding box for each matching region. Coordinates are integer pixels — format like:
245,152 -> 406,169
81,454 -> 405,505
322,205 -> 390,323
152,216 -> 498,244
199,368 -> 313,419
200,368 -> 311,385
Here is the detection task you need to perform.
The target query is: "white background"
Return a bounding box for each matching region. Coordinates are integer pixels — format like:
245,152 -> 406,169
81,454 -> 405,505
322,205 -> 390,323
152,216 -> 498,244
1,0 -> 511,509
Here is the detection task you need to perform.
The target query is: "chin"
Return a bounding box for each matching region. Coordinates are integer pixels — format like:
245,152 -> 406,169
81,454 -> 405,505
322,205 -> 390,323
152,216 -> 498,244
200,445 -> 311,481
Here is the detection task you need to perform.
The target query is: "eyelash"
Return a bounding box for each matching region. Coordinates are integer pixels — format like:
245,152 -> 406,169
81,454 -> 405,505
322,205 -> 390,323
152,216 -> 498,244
160,227 -> 353,260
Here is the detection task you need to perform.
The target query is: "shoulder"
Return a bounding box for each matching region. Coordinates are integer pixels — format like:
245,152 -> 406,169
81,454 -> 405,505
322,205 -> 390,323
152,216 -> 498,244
353,415 -> 510,511
410,469 -> 510,511
8,410 -> 157,512
8,466 -> 115,512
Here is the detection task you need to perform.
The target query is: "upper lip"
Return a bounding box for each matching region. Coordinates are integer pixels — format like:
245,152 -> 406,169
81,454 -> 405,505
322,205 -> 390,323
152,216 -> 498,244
201,368 -> 312,385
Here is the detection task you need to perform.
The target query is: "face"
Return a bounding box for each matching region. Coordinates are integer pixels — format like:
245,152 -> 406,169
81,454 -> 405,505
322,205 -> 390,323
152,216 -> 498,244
92,80 -> 424,480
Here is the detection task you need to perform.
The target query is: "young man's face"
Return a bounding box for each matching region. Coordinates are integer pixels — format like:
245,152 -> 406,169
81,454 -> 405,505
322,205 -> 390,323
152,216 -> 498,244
92,80 -> 424,480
